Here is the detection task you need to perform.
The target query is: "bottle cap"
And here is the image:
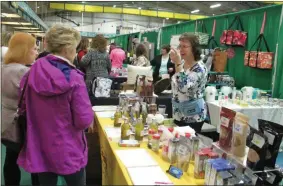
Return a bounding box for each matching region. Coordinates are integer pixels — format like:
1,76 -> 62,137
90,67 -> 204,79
168,128 -> 174,133
148,129 -> 156,135
153,134 -> 160,140
185,133 -> 191,138
158,129 -> 163,134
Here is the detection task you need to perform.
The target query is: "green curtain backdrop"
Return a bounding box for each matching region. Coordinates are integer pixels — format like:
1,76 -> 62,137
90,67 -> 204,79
141,31 -> 159,57
109,5 -> 283,97
273,7 -> 283,98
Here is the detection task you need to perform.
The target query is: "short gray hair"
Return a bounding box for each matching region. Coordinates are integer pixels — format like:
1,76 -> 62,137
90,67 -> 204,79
45,24 -> 81,53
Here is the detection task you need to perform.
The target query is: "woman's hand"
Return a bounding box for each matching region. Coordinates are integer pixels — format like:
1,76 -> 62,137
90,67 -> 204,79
169,48 -> 181,65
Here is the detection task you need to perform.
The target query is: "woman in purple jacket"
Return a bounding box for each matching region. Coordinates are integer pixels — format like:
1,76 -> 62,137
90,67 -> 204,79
17,24 -> 94,186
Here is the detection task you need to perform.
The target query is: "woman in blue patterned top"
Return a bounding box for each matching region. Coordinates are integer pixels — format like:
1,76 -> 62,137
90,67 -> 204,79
170,33 -> 208,133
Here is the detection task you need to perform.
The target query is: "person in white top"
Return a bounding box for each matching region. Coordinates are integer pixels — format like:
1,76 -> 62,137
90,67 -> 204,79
151,44 -> 175,83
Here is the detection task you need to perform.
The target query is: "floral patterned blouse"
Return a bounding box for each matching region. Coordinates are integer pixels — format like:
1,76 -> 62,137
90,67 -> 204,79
171,60 -> 208,123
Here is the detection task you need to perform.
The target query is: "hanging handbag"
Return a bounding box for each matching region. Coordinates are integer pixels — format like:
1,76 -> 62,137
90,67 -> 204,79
92,77 -> 113,98
195,20 -> 210,45
1,73 -> 29,152
208,20 -> 228,72
220,16 -> 247,47
244,12 -> 273,69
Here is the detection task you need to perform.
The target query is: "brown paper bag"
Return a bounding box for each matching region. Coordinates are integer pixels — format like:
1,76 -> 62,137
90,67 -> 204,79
213,49 -> 228,72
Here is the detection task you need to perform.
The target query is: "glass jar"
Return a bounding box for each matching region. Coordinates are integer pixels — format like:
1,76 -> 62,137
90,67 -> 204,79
151,134 -> 160,152
147,129 -> 156,148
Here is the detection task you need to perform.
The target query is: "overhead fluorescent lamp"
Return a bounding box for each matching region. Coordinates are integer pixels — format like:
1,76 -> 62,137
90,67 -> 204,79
138,7 -> 142,10
113,5 -> 116,8
1,13 -> 21,18
191,9 -> 200,13
210,4 -> 221,8
166,18 -> 169,20
14,27 -> 39,30
1,22 -> 32,25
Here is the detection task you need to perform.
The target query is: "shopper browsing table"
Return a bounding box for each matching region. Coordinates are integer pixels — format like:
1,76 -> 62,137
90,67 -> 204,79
170,33 -> 208,133
17,24 -> 94,186
2,32 -> 39,186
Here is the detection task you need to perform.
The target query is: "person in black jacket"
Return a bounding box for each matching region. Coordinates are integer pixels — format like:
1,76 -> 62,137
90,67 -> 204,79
151,44 -> 175,83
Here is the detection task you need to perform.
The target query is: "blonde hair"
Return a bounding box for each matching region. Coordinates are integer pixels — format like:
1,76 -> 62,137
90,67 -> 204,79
45,24 -> 81,54
4,32 -> 36,65
1,32 -> 13,47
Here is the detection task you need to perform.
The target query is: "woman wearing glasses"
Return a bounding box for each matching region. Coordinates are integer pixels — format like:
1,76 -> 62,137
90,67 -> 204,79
170,33 -> 208,133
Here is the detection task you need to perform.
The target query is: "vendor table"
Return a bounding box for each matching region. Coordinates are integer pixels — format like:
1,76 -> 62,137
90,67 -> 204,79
207,101 -> 283,132
90,93 -> 173,118
95,113 -> 204,185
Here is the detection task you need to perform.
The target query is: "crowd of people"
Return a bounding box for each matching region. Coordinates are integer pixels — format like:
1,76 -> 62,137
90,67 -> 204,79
1,23 -> 207,185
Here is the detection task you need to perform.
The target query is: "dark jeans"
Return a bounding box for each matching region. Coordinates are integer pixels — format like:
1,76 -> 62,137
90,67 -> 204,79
174,120 -> 204,133
38,168 -> 86,186
4,147 -> 40,186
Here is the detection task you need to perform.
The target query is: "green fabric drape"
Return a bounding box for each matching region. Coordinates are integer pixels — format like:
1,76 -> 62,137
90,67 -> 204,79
110,5 -> 283,96
141,31 -> 159,56
273,7 -> 283,98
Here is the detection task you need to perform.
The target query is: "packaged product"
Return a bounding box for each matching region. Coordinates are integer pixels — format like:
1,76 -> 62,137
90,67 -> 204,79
258,119 -> 283,168
194,151 -> 208,179
232,112 -> 249,157
190,136 -> 199,161
209,159 -> 235,185
216,171 -> 233,186
219,107 -> 236,150
246,127 -> 269,171
168,134 -> 179,164
176,136 -> 191,172
254,169 -> 283,186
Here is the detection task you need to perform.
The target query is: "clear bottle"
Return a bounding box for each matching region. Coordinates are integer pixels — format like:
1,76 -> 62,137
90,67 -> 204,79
151,134 -> 160,152
114,107 -> 122,127
141,103 -> 148,125
168,133 -> 180,164
135,118 -> 144,141
149,119 -> 158,133
121,118 -> 131,140
147,129 -> 156,148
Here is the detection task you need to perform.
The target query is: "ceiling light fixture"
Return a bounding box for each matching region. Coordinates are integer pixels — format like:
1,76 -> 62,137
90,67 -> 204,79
1,22 -> 32,25
138,7 -> 142,10
166,18 -> 169,20
213,14 -> 215,16
82,1 -> 85,3
1,13 -> 21,18
210,4 -> 221,8
37,6 -> 40,8
191,9 -> 200,13
13,27 -> 39,30
113,5 -> 116,8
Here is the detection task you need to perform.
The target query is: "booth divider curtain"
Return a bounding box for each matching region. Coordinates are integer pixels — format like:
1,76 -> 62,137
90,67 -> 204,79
273,6 -> 283,98
109,5 -> 283,97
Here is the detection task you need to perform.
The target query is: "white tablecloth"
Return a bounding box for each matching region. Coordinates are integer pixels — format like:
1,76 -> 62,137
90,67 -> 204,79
207,101 -> 283,132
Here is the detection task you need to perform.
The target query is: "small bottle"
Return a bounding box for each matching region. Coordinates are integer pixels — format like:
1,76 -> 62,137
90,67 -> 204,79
147,129 -> 156,148
114,107 -> 122,127
121,118 -> 131,140
141,103 -> 148,125
232,87 -> 237,101
218,92 -> 223,106
151,134 -> 160,152
168,133 -> 179,164
135,118 -> 144,141
149,119 -> 158,133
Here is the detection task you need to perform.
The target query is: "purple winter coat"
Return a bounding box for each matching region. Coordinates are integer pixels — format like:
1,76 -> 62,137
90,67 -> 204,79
17,55 -> 94,175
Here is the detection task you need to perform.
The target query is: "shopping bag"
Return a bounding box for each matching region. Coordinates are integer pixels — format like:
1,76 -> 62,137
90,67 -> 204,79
220,16 -> 247,47
92,77 -> 113,97
244,34 -> 273,69
1,73 -> 29,152
195,21 -> 209,45
213,49 -> 228,72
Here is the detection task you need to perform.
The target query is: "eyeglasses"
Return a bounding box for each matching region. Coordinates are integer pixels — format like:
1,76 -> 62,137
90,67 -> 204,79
177,45 -> 191,49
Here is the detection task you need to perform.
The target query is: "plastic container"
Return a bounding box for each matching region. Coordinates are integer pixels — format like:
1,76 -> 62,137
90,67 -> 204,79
151,134 -> 160,152
147,129 -> 156,148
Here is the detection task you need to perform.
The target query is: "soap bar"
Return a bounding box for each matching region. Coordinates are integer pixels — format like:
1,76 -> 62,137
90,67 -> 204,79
118,140 -> 140,147
167,165 -> 183,179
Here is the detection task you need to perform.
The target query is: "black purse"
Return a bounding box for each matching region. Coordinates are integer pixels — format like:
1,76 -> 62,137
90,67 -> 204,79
1,73 -> 29,152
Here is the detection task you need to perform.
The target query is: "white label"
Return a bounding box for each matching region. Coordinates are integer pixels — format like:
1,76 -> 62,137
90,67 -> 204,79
177,144 -> 188,156
220,116 -> 230,128
252,133 -> 265,148
234,123 -> 243,134
263,131 -> 275,145
149,44 -> 152,49
266,172 -> 276,184
126,130 -> 132,136
140,130 -> 145,136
